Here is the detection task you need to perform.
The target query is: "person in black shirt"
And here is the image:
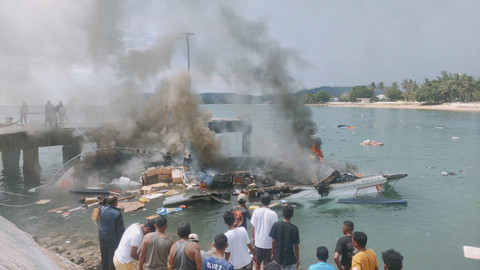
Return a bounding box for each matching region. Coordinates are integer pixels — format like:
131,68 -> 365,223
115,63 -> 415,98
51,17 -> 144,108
269,205 -> 300,270
334,220 -> 356,270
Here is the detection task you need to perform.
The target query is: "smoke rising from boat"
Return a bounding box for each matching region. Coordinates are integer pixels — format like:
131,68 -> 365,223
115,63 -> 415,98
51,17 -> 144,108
0,1 -> 332,181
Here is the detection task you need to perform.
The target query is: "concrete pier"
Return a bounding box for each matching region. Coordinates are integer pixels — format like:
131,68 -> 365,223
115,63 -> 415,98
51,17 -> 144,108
22,148 -> 41,187
208,118 -> 252,155
0,128 -> 85,186
1,149 -> 21,173
0,118 -> 252,186
62,138 -> 84,164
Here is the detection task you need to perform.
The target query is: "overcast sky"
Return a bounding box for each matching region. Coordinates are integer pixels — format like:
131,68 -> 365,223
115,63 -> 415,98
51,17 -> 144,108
0,0 -> 479,104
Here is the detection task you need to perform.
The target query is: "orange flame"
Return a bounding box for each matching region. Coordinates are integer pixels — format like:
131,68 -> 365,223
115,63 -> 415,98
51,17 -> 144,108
312,143 -> 323,162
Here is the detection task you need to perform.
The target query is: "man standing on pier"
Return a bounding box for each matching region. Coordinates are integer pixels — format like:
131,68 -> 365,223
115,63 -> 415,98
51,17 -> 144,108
98,195 -> 125,270
334,221 -> 356,270
20,101 -> 28,125
251,193 -> 278,270
44,100 -> 54,127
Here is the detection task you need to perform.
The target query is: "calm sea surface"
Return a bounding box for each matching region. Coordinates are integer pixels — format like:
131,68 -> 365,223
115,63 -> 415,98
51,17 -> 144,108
1,104 -> 479,269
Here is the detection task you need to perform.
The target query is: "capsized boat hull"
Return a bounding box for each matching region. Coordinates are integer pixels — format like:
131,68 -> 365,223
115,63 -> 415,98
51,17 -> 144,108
285,175 -> 387,200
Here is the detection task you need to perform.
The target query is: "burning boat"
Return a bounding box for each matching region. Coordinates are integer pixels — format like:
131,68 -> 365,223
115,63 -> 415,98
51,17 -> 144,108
139,165 -> 231,206
216,169 -> 405,201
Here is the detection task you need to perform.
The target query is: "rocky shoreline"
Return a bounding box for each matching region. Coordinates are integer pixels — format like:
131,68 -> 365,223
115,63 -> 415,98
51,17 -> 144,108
35,231 -> 101,270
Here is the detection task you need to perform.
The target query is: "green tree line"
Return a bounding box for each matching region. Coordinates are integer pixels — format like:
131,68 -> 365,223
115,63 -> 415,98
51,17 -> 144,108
301,71 -> 480,104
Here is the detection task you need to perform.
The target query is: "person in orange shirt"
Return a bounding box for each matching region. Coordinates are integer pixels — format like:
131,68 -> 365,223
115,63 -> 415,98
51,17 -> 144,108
351,232 -> 378,270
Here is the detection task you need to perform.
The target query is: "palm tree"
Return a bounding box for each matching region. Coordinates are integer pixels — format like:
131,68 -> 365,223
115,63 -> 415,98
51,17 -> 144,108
378,82 -> 385,95
369,82 -> 376,92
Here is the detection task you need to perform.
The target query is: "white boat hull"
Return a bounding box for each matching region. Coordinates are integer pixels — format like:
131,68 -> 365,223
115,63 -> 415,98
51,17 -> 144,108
286,175 -> 387,200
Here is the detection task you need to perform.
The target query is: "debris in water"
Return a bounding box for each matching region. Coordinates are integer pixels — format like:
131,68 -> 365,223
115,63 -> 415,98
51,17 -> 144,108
35,199 -> 50,205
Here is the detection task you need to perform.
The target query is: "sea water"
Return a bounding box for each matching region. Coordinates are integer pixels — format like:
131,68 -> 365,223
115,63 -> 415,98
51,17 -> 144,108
0,104 -> 479,269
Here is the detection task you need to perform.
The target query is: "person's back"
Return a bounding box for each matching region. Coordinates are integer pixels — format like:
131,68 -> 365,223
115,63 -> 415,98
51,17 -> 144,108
224,212 -> 255,269
308,246 -> 336,270
98,204 -> 124,244
231,194 -> 251,229
98,196 -> 124,270
115,223 -> 143,264
334,221 -> 355,270
169,221 -> 202,270
269,205 -> 299,269
173,240 -> 197,270
251,193 -> 278,270
203,234 -> 234,270
251,206 -> 278,248
381,249 -> 403,270
225,226 -> 252,269
145,233 -> 173,270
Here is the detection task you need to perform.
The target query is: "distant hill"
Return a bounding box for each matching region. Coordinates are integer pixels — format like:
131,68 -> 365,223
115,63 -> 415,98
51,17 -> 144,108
200,86 -> 352,104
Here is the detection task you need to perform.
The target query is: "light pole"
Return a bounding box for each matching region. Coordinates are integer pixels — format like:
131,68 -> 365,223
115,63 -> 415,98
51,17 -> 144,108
183,32 -> 194,74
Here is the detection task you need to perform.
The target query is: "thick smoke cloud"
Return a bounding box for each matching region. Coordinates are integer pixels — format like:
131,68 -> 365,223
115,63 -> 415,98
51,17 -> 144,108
0,1 -> 322,174
216,6 -> 318,166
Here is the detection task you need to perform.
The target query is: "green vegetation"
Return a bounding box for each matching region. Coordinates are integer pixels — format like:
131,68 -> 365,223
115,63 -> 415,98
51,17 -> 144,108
199,71 -> 480,104
415,71 -> 479,103
385,82 -> 403,101
349,86 -> 374,102
301,90 -> 331,104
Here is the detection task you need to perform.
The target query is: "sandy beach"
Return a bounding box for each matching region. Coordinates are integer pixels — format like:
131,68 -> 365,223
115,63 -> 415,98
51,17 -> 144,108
310,102 -> 480,113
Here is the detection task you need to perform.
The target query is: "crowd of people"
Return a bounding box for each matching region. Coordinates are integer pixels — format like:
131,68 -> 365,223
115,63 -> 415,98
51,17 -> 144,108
44,100 -> 66,127
16,101 -> 67,127
96,193 -> 403,270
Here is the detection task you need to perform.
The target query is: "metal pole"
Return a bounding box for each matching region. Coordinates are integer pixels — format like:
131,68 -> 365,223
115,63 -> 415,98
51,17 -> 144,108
183,32 -> 194,74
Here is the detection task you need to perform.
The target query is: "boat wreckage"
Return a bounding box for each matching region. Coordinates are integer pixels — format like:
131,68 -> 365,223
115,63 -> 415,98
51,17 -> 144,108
134,164 -> 407,206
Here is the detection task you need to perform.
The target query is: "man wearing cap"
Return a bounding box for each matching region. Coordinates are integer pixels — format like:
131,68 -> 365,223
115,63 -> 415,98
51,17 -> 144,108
189,233 -> 208,261
139,216 -> 173,270
231,193 -> 251,230
168,221 -> 203,270
114,220 -> 156,270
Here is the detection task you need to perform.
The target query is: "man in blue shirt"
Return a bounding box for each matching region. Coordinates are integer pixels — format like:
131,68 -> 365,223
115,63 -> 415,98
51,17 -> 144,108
98,195 -> 125,270
308,246 -> 336,270
203,234 -> 234,270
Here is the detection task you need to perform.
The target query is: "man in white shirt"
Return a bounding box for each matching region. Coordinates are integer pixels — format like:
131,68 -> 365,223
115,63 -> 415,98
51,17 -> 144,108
251,193 -> 278,270
224,211 -> 256,270
113,219 -> 156,270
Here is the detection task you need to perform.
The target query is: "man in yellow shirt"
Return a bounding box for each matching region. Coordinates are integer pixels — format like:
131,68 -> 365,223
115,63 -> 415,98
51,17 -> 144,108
351,232 -> 378,270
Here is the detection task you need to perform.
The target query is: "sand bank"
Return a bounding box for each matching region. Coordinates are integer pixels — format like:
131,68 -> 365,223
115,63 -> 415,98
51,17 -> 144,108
311,102 -> 480,113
